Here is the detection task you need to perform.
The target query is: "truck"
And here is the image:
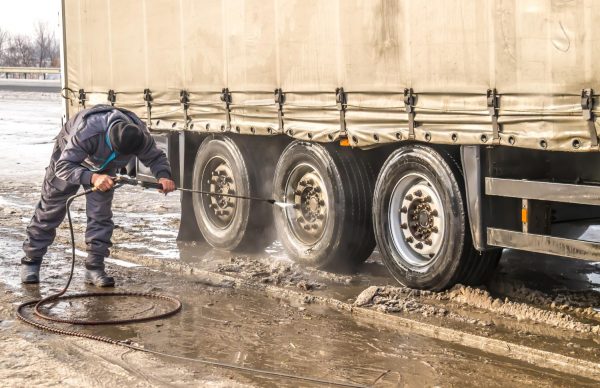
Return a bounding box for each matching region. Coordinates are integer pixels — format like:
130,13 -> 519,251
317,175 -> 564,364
60,0 -> 600,290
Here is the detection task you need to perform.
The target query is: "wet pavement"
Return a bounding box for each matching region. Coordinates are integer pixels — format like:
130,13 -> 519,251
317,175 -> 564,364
1,91 -> 599,386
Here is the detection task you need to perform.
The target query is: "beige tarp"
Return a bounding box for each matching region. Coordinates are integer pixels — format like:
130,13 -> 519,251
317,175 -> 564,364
64,0 -> 600,151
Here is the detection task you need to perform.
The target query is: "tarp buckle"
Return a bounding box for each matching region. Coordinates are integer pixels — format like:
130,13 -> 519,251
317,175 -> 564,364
487,88 -> 500,144
404,88 -> 416,139
581,89 -> 598,148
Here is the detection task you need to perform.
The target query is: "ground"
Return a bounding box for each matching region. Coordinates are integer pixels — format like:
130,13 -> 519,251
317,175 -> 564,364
0,90 -> 599,387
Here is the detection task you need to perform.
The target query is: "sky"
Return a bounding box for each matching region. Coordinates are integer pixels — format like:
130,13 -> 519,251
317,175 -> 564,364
0,0 -> 61,37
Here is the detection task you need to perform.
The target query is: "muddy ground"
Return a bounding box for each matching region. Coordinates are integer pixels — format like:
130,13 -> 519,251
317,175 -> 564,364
0,91 -> 599,386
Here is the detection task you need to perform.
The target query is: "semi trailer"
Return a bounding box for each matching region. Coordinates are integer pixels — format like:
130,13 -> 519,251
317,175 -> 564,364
60,0 -> 600,290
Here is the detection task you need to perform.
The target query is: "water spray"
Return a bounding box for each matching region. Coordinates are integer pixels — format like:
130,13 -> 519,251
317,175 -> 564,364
114,175 -> 291,208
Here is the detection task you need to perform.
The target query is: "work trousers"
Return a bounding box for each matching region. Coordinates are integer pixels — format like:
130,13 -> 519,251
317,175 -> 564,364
22,146 -> 114,270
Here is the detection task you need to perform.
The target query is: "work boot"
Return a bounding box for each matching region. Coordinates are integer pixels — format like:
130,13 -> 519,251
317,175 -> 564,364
85,255 -> 115,287
85,269 -> 115,287
20,262 -> 41,284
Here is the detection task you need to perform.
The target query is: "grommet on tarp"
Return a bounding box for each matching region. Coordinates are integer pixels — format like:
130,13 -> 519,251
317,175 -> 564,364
336,87 -> 347,134
581,89 -> 598,148
144,89 -> 153,127
404,88 -> 416,140
78,89 -> 86,108
221,88 -> 232,131
274,88 -> 286,132
107,89 -> 116,106
180,90 -> 190,129
487,88 -> 501,144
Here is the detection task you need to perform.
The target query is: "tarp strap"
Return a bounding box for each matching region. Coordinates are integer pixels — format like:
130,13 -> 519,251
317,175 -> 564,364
108,89 -> 116,106
274,88 -> 286,132
144,89 -> 153,127
404,88 -> 416,139
180,90 -> 190,129
78,89 -> 86,108
336,87 -> 347,134
221,88 -> 232,130
581,89 -> 598,148
487,88 -> 501,144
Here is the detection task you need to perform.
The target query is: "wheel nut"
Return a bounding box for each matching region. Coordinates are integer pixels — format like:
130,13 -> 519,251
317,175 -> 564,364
414,190 -> 422,197
432,226 -> 438,233
424,239 -> 433,246
311,224 -> 318,230
415,242 -> 423,249
211,171 -> 219,176
424,195 -> 432,203
317,214 -> 325,220
431,210 -> 438,217
295,190 -> 303,196
401,223 -> 407,229
314,186 -> 321,193
400,206 -> 407,213
293,204 -> 301,210
307,179 -> 314,185
406,236 -> 414,243
318,200 -> 325,206
405,194 -> 413,201
297,216 -> 305,223
303,224 -> 311,231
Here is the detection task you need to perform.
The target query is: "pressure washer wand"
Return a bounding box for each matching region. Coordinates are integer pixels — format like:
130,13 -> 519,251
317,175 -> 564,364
114,175 -> 277,205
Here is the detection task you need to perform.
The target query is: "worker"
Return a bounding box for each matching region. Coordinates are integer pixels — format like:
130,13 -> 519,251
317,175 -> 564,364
21,105 -> 175,287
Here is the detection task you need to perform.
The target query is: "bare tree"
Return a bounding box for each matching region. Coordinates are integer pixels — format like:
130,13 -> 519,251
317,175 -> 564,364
0,28 -> 8,67
49,33 -> 60,68
5,34 -> 35,76
33,21 -> 52,78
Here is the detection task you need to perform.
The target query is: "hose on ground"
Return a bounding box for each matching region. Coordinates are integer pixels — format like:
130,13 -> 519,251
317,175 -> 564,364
15,186 -> 369,388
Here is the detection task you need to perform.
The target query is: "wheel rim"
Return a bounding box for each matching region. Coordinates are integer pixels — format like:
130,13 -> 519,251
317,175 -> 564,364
388,173 -> 445,267
200,156 -> 237,229
282,163 -> 329,245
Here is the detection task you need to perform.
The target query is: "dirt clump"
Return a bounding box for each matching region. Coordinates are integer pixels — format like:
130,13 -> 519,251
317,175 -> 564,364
217,256 -> 325,291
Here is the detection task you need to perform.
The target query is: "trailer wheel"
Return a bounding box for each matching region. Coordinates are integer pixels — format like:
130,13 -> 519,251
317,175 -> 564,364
191,136 -> 272,251
373,145 -> 478,290
273,141 -> 375,270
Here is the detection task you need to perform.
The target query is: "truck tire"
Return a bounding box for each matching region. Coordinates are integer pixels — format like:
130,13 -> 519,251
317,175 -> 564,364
372,144 -> 494,290
272,141 -> 375,270
191,136 -> 272,251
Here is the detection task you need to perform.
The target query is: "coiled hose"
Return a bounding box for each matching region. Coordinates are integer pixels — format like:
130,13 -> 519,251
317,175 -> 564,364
15,186 -> 369,388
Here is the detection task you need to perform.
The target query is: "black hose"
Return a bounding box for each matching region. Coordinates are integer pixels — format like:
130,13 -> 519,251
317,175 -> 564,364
15,186 -> 369,388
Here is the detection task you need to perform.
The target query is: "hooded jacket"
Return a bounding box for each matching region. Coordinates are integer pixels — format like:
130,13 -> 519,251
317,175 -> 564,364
52,105 -> 171,186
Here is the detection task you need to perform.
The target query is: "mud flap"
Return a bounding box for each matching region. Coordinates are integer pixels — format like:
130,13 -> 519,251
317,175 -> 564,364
177,190 -> 202,241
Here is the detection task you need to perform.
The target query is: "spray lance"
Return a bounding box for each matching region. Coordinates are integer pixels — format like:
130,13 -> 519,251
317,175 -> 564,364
112,175 -> 288,207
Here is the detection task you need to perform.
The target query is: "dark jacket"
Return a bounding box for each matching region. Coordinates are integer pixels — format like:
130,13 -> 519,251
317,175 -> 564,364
53,105 -> 171,186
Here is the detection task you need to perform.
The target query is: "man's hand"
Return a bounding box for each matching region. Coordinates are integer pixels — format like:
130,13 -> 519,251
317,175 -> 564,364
91,174 -> 115,192
158,178 -> 176,194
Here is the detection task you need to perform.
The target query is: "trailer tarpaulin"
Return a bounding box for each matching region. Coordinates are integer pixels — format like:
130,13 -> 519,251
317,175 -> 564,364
63,0 -> 600,151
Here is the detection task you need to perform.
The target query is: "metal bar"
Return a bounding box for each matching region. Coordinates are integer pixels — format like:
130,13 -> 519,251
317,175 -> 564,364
487,228 -> 600,261
0,67 -> 60,74
60,0 -> 69,120
485,177 -> 600,206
